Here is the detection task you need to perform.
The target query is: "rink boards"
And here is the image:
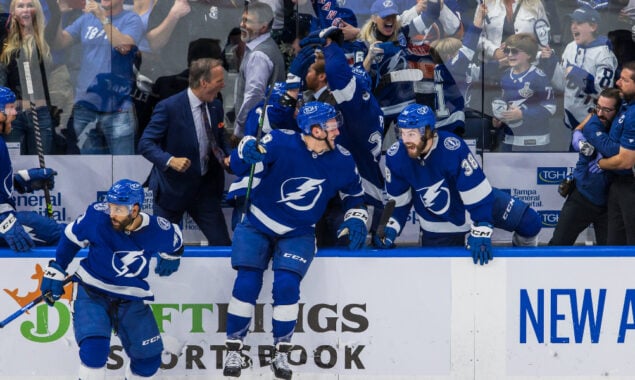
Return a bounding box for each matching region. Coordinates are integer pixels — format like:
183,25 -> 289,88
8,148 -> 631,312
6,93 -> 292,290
1,247 -> 635,380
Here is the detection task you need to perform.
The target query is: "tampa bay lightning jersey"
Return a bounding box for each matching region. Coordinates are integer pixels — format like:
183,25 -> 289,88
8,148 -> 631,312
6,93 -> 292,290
500,65 -> 555,137
384,131 -> 494,238
552,36 -> 617,129
323,43 -> 385,207
229,129 -> 365,237
55,203 -> 183,301
368,28 -> 415,118
0,136 -> 16,213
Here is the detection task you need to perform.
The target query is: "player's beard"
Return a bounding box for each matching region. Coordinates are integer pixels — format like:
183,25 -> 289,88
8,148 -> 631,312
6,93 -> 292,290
404,138 -> 426,159
111,215 -> 134,231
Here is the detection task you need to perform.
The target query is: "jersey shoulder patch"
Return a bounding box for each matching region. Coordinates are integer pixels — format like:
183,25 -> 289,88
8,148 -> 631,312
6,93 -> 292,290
387,141 -> 401,156
533,66 -> 546,77
156,216 -> 172,231
92,202 -> 108,212
443,136 -> 462,151
336,144 -> 352,156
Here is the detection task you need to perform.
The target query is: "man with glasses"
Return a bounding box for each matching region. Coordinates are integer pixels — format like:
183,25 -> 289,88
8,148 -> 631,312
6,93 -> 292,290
231,1 -> 285,143
584,61 -> 635,245
550,88 -> 621,245
552,6 -> 617,146
38,179 -> 184,379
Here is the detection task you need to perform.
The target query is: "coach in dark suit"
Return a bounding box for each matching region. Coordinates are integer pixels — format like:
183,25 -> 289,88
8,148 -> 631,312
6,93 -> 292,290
138,58 -> 231,245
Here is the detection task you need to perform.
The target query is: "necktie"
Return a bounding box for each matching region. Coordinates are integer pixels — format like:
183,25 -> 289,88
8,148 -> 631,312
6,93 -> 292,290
200,102 -> 226,167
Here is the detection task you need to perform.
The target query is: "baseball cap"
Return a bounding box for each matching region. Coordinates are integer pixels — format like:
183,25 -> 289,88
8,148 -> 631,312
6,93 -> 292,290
371,0 -> 399,18
569,6 -> 600,23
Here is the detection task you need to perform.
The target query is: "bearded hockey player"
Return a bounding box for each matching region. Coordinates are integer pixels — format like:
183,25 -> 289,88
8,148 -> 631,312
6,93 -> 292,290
39,179 -> 184,379
374,104 -> 542,264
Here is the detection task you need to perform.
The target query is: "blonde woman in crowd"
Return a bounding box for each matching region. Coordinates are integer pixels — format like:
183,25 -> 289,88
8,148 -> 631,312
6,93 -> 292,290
0,0 -> 55,154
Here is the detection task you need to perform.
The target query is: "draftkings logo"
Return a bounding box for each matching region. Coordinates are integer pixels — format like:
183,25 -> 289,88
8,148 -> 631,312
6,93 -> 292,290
2,264 -> 73,342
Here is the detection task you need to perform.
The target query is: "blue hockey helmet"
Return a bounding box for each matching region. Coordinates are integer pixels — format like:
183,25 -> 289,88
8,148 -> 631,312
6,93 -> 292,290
107,179 -> 144,206
397,104 -> 436,135
296,101 -> 342,135
0,87 -> 16,112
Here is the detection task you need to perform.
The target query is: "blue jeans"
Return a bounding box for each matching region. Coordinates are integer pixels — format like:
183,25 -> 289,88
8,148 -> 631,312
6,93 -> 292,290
72,103 -> 136,155
5,107 -> 53,155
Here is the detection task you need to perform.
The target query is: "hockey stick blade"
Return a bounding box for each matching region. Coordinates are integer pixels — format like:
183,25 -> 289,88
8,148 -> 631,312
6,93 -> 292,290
375,199 -> 396,240
0,277 -> 72,328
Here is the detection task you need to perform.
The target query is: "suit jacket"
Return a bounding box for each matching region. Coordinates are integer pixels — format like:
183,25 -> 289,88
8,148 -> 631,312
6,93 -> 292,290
138,89 -> 229,211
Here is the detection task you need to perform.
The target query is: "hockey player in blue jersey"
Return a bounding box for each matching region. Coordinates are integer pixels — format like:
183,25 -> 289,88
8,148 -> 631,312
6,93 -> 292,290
222,102 -> 368,379
39,179 -> 184,380
373,104 -> 542,264
0,86 -> 62,252
287,28 -> 386,244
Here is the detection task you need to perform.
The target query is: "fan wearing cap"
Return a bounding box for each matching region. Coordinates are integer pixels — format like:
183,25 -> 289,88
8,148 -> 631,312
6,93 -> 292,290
38,178 -> 184,379
552,5 -> 617,137
359,0 -> 415,135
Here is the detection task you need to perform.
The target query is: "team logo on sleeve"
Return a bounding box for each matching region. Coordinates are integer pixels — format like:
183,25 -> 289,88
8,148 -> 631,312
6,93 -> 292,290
278,177 -> 325,211
112,250 -> 147,277
443,137 -> 461,151
387,142 -> 400,156
157,217 -> 171,231
418,179 -> 450,215
93,202 -> 108,212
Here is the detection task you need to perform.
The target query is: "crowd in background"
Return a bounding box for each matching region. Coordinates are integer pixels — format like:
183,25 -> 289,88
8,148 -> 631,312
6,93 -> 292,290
1,0 -> 634,156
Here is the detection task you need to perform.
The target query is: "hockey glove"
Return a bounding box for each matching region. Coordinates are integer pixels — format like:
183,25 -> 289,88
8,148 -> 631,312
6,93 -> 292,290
0,212 -> 35,252
299,29 -> 326,49
155,252 -> 181,277
237,136 -> 266,164
337,208 -> 369,250
319,25 -> 344,45
40,260 -> 67,306
14,168 -> 57,194
466,222 -> 493,265
287,46 -> 317,89
372,226 -> 398,249
588,152 -> 604,174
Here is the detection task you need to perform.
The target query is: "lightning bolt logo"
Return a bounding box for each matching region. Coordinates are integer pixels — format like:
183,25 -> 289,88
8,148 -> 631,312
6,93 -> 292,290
278,177 -> 325,211
418,179 -> 451,215
113,250 -> 146,277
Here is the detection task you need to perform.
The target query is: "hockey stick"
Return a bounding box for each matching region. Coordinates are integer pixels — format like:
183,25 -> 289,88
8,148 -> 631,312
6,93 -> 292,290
374,69 -> 424,95
240,85 -> 276,223
23,61 -> 54,218
0,276 -> 73,328
375,199 -> 396,240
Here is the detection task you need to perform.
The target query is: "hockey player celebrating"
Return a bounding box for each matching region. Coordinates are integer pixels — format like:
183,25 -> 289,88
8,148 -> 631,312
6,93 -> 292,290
374,104 -> 542,264
39,179 -> 184,379
0,86 -> 62,252
222,102 -> 368,379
